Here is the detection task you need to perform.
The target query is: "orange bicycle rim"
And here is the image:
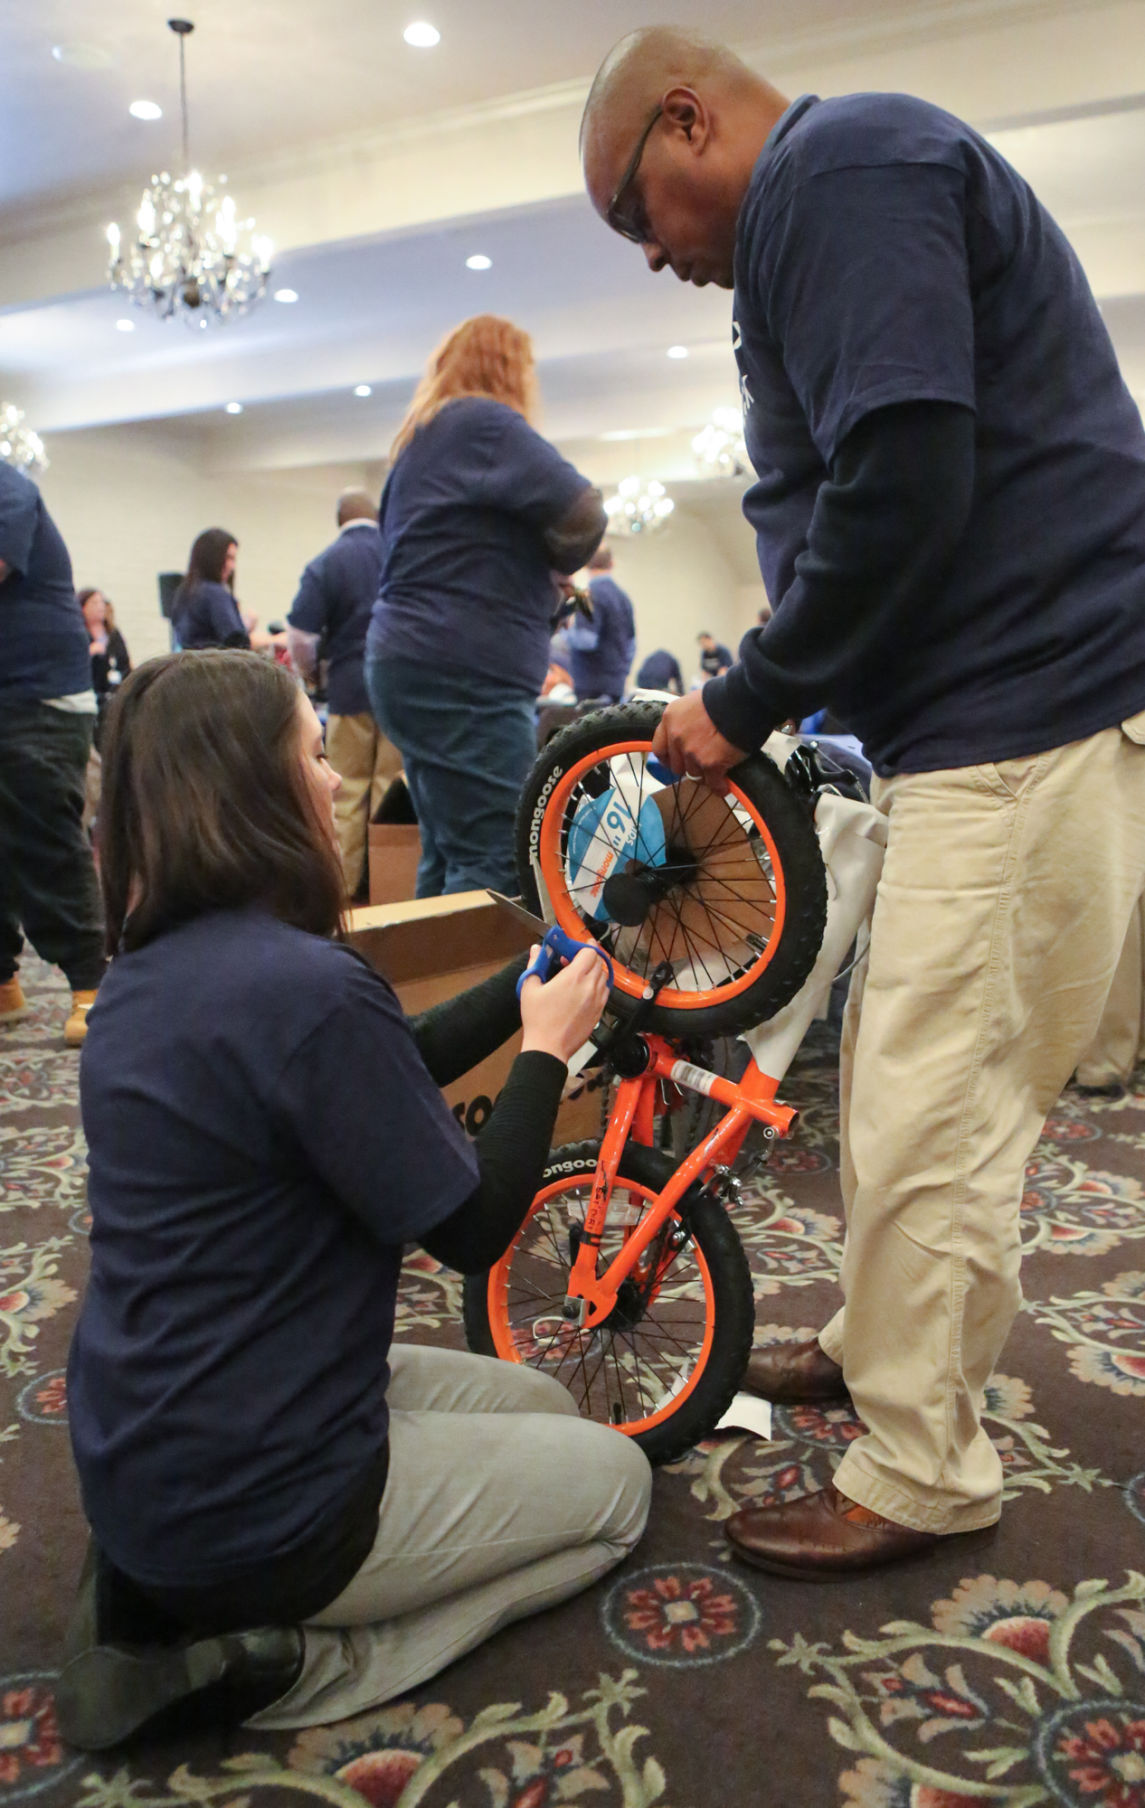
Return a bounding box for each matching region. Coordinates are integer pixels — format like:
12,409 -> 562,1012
535,741 -> 788,1010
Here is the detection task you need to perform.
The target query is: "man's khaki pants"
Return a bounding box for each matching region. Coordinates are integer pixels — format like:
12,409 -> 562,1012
818,717 -> 1145,1533
1075,893 -> 1145,1086
325,711 -> 403,898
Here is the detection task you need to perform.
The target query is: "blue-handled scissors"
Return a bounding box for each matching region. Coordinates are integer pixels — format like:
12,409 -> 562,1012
487,893 -> 615,998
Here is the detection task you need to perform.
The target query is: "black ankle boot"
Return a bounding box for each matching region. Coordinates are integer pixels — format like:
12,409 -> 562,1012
56,1540 -> 304,1751
55,1626 -> 305,1751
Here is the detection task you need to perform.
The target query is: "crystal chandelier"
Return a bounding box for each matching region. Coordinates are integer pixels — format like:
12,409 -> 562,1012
0,403 -> 48,472
106,19 -> 272,329
604,475 -> 675,536
692,405 -> 749,478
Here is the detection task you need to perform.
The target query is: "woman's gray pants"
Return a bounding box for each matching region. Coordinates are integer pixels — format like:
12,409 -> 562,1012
247,1346 -> 653,1729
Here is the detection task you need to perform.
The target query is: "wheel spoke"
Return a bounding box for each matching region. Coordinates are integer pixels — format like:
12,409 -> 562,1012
570,1330 -> 616,1409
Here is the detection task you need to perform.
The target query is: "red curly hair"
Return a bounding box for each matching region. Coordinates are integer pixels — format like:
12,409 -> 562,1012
390,314 -> 539,459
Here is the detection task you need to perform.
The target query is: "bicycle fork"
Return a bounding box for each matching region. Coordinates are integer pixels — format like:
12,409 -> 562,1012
561,1036 -> 798,1329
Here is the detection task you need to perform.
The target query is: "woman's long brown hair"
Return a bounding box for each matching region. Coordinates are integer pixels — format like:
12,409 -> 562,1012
171,526 -> 238,616
98,650 -> 346,954
390,314 -> 538,460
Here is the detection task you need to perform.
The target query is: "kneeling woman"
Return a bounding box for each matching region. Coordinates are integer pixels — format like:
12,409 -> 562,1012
61,650 -> 650,1744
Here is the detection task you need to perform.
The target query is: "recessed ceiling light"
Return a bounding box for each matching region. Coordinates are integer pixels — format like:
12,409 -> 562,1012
115,318 -> 135,333
51,42 -> 115,69
354,384 -> 372,398
273,287 -> 299,304
667,345 -> 689,360
224,401 -> 244,415
466,254 -> 492,271
403,20 -> 440,47
129,99 -> 162,120
600,427 -> 673,442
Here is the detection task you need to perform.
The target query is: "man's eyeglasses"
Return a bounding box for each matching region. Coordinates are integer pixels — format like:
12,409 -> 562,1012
605,104 -> 663,244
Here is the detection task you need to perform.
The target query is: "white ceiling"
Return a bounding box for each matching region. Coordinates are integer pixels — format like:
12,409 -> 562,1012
2,0 -> 1144,486
0,0 -> 1076,218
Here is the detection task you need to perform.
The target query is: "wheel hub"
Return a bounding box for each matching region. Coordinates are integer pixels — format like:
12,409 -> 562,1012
605,1276 -> 649,1333
601,849 -> 698,926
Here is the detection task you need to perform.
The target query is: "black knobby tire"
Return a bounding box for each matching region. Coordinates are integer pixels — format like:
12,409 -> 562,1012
462,1140 -> 756,1465
515,699 -> 827,1038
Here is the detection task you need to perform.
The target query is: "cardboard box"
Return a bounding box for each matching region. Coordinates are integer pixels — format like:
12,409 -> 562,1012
368,778 -> 421,907
368,824 -> 421,906
346,891 -> 608,1147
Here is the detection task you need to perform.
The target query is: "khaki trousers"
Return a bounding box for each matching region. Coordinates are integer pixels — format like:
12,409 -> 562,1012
1075,893 -> 1145,1086
325,711 -> 403,897
818,717 -> 1145,1532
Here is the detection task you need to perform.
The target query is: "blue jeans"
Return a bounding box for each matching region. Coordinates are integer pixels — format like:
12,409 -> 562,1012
365,654 -> 537,897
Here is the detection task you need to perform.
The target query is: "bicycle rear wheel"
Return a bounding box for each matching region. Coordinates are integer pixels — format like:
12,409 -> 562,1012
462,1140 -> 755,1465
516,700 -> 826,1038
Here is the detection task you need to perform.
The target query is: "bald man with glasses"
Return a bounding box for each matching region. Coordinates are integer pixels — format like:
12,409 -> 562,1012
582,28 -> 1145,1581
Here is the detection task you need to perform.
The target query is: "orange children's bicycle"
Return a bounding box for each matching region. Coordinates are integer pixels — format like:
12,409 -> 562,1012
464,700 -> 885,1464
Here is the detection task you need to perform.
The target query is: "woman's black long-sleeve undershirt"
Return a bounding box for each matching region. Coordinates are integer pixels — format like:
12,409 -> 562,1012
405,954 -> 571,1274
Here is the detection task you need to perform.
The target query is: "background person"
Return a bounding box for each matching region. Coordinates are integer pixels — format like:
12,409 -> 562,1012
288,490 -> 402,900
583,27 -> 1145,1579
549,604 -> 575,678
170,528 -> 249,650
696,630 -> 732,679
58,649 -> 650,1748
0,462 -> 105,1045
365,314 -> 606,897
79,588 -> 132,731
634,647 -> 684,694
565,544 -> 636,703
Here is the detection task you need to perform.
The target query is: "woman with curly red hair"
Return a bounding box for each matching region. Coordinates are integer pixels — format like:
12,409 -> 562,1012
366,314 -> 605,896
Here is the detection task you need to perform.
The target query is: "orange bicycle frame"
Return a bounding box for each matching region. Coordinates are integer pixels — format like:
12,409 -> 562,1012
562,1034 -> 797,1329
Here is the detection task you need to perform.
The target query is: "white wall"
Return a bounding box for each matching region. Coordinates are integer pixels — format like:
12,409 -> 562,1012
37,425 -> 375,667
606,504 -> 761,689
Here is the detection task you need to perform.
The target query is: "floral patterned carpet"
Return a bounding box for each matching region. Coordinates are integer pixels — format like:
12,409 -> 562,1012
3,952 -> 1145,1808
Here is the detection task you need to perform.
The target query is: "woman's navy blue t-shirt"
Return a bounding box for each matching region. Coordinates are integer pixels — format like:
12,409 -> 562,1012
68,909 -> 477,1590
366,397 -> 592,694
172,579 -> 249,650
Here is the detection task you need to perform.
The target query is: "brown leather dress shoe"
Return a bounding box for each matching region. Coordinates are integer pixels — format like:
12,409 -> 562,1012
742,1338 -> 849,1405
725,1484 -> 995,1580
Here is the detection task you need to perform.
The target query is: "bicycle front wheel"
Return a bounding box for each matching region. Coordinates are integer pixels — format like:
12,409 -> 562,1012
462,1140 -> 755,1465
516,700 -> 827,1038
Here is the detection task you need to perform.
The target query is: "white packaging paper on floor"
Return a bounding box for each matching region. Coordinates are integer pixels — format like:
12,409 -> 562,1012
714,1392 -> 773,1439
